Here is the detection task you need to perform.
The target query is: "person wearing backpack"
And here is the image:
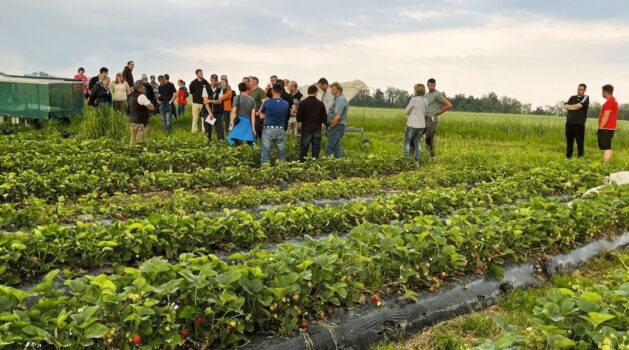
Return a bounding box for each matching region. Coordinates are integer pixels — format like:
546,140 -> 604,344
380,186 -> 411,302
177,79 -> 189,119
227,82 -> 256,146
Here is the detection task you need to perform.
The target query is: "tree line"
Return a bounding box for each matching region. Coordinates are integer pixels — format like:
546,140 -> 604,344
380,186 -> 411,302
349,87 -> 629,120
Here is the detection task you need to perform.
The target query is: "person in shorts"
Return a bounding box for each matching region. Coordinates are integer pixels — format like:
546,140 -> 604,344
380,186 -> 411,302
597,84 -> 619,163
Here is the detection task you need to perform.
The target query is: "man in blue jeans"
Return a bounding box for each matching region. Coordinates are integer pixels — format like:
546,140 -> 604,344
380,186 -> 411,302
157,75 -> 177,133
259,84 -> 289,164
325,82 -> 348,158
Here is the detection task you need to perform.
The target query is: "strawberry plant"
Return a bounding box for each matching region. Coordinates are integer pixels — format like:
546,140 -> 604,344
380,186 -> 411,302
0,186 -> 625,349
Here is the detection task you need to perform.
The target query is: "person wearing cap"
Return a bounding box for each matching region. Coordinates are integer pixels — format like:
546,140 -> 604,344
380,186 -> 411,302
128,80 -> 155,144
317,78 -> 334,114
325,82 -> 348,159
88,67 -> 108,91
259,84 -> 290,164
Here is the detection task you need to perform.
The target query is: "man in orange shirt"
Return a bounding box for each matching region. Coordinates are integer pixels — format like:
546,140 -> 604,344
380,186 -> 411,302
597,84 -> 619,163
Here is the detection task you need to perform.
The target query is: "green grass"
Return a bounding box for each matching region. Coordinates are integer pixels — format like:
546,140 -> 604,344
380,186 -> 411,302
39,106 -> 628,170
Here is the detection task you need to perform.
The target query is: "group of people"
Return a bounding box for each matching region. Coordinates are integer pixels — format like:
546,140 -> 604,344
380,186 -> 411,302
187,72 -> 347,163
562,83 -> 619,163
401,79 -> 620,164
75,63 -> 349,163
402,78 -> 452,165
76,64 -> 620,165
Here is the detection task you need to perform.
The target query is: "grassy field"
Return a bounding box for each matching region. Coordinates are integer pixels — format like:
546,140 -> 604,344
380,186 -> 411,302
51,106 -> 628,168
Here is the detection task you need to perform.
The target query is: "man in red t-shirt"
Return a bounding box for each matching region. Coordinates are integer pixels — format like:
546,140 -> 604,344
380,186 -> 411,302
597,84 -> 619,163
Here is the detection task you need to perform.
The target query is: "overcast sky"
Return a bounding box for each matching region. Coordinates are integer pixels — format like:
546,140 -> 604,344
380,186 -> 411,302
1,0 -> 628,107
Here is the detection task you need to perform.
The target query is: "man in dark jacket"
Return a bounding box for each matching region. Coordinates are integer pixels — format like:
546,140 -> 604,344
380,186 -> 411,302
122,61 -> 134,88
88,67 -> 108,91
88,76 -> 112,107
297,85 -> 328,161
129,80 -> 155,144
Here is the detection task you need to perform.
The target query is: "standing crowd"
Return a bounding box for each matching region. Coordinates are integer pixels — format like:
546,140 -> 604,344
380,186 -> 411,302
76,63 -> 348,164
402,79 -> 620,164
75,63 -> 620,166
562,83 -> 619,163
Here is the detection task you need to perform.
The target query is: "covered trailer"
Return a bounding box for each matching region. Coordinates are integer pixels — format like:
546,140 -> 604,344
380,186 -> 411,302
0,74 -> 85,120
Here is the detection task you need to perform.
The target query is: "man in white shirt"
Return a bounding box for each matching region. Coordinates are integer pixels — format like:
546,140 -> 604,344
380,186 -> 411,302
129,81 -> 155,144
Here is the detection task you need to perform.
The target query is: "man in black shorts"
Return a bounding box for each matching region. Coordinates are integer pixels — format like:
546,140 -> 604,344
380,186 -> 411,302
597,84 -> 619,163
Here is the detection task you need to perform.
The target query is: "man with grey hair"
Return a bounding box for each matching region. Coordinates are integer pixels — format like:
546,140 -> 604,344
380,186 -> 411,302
325,82 -> 348,158
128,80 -> 155,144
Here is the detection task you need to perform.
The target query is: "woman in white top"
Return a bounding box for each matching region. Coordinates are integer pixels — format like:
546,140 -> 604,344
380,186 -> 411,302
404,83 -> 428,165
112,72 -> 131,113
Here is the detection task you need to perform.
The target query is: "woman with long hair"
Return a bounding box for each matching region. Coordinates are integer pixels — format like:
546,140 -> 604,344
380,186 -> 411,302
112,73 -> 131,113
219,77 -> 233,136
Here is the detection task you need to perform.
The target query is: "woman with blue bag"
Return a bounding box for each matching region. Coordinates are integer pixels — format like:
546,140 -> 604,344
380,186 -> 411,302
227,82 -> 257,146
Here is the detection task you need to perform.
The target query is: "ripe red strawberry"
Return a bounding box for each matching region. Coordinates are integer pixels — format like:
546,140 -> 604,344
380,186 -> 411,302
179,329 -> 189,338
195,315 -> 205,325
132,335 -> 141,345
439,272 -> 447,281
428,286 -> 436,293
298,320 -> 309,329
370,295 -> 381,304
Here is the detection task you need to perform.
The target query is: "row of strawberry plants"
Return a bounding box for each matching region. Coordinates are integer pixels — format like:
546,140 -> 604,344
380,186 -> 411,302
0,162 -> 606,230
0,153 -> 413,203
0,138 -> 257,175
0,186 -> 626,349
0,167 -> 604,286
0,162 -> 524,230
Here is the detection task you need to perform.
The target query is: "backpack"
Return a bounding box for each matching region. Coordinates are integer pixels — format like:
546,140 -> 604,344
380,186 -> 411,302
182,87 -> 189,98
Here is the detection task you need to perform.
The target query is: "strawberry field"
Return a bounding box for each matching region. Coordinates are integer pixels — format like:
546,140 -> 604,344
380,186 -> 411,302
0,108 -> 627,349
